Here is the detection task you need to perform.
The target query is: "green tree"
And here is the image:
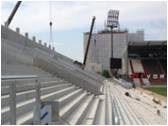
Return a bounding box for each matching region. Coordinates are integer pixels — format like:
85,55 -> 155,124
102,70 -> 111,78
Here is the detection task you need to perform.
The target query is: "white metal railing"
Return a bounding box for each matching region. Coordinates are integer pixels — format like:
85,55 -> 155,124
1,75 -> 40,125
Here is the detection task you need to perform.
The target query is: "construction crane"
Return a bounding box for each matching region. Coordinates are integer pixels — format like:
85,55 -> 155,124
5,1 -> 22,27
83,16 -> 96,69
5,1 -> 54,47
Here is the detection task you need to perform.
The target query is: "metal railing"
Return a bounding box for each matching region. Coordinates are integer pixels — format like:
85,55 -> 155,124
1,75 -> 40,125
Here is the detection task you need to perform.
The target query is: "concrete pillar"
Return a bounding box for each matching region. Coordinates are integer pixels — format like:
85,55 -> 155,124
44,43 -> 47,47
16,27 -> 20,34
32,36 -> 36,42
38,40 -> 42,45
25,32 -> 29,39
49,45 -> 51,49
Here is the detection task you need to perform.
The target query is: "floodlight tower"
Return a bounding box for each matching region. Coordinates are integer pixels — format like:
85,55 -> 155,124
107,10 -> 119,76
107,10 -> 119,58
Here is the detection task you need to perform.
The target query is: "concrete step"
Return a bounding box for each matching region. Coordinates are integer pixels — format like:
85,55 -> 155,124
77,96 -> 99,125
105,87 -> 112,125
1,85 -> 76,124
59,91 -> 88,124
2,83 -> 71,108
111,85 -> 135,125
109,85 -> 128,125
1,80 -> 67,95
17,111 -> 33,125
116,86 -> 145,125
93,95 -> 105,125
65,94 -> 94,125
58,88 -> 84,108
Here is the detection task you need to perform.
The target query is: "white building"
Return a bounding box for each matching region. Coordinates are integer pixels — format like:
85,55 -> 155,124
83,29 -> 144,74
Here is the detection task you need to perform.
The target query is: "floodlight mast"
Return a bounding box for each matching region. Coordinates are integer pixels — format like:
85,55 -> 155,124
107,10 -> 119,58
107,10 -> 119,75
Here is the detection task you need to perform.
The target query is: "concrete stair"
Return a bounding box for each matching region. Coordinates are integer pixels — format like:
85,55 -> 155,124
1,25 -> 166,125
2,76 -> 166,125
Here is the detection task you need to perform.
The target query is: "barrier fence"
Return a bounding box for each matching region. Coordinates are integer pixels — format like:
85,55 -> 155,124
1,75 -> 40,125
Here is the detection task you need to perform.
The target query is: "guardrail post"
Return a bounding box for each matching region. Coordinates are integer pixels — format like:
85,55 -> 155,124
16,27 -> 20,34
34,79 -> 41,125
9,80 -> 16,124
32,36 -> 36,42
25,32 -> 29,39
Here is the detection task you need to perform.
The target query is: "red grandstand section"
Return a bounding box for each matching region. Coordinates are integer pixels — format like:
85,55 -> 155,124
130,60 -> 134,73
128,41 -> 167,86
159,59 -> 167,74
129,60 -> 145,86
141,59 -> 166,85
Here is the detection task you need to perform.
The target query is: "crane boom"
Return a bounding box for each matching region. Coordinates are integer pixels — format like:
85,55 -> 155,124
5,1 -> 22,27
83,16 -> 96,68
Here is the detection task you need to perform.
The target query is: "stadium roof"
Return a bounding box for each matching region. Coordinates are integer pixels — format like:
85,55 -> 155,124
128,40 -> 167,46
128,41 -> 167,59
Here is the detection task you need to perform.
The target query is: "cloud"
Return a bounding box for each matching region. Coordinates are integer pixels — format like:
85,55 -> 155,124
1,1 -> 166,33
1,1 -> 167,61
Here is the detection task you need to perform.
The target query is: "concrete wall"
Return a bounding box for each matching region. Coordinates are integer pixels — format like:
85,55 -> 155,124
84,32 -> 128,74
84,30 -> 144,74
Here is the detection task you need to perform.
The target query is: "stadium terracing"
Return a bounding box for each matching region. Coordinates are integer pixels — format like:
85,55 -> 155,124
128,41 -> 167,86
1,24 -> 167,125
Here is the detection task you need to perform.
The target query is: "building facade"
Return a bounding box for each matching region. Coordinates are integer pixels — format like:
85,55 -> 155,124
83,29 -> 144,74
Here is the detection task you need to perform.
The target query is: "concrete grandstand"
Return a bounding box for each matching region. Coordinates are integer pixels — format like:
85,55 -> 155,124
1,2 -> 167,125
1,23 -> 167,125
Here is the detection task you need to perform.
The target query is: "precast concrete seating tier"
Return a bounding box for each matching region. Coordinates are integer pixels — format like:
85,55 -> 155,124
1,25 -> 104,83
2,78 -> 166,125
32,48 -> 102,95
2,25 -> 102,124
2,40 -> 102,94
1,25 -> 103,95
1,77 -> 85,124
2,25 -> 166,125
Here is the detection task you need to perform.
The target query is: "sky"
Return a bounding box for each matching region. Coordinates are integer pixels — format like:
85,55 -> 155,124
1,1 -> 167,62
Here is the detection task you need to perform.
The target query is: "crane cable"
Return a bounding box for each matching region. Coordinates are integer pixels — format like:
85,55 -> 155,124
49,1 -> 53,46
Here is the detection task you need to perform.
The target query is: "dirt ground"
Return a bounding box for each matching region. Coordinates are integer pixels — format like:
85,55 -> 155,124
134,87 -> 167,106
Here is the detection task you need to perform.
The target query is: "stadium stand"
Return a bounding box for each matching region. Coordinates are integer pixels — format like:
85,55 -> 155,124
142,59 -> 166,85
1,25 -> 167,125
128,41 -> 167,86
